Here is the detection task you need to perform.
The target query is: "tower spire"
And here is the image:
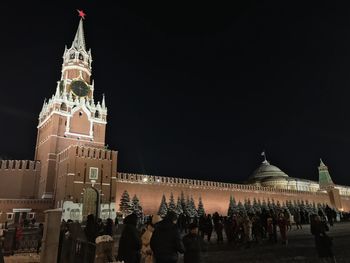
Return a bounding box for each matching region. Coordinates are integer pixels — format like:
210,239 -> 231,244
318,159 -> 334,189
71,18 -> 86,51
102,94 -> 106,109
261,150 -> 269,164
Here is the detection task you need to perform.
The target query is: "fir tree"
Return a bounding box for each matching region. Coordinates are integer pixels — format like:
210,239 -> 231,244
197,197 -> 205,217
267,198 -> 272,210
237,201 -> 246,215
119,190 -> 132,216
186,196 -> 197,218
245,198 -> 254,214
180,191 -> 187,213
131,194 -> 143,217
158,194 -> 168,218
253,197 -> 261,214
168,192 -> 176,212
271,198 -> 276,211
191,196 -> 198,217
261,199 -> 268,211
288,200 -> 295,215
276,200 -> 281,210
300,200 -> 306,212
227,195 -> 238,216
175,196 -> 183,215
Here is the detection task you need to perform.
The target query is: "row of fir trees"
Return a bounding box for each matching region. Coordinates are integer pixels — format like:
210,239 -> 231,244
227,195 -> 332,217
119,190 -> 331,219
119,190 -> 143,217
157,192 -> 205,218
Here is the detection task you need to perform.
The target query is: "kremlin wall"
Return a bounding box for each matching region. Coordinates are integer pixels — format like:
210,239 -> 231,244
0,18 -> 350,224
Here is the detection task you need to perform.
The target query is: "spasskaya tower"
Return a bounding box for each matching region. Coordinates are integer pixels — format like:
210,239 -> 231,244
35,17 -> 108,199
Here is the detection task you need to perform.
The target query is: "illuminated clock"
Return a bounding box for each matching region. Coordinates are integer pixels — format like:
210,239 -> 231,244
70,80 -> 89,97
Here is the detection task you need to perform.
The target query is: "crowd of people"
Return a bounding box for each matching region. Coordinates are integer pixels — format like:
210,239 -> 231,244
54,203 -> 340,263
115,204 -> 339,263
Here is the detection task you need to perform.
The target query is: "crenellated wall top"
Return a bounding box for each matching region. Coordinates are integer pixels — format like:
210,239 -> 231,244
117,172 -> 329,197
0,160 -> 40,171
57,145 -> 116,162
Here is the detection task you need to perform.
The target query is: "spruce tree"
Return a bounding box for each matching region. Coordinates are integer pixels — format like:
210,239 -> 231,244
186,196 -> 197,218
184,195 -> 190,216
253,197 -> 261,214
168,192 -> 176,212
119,190 -> 132,216
276,200 -> 281,210
232,196 -> 239,215
197,197 -> 205,217
261,199 -> 268,211
245,198 -> 254,214
190,196 -> 198,217
175,196 -> 184,215
131,194 -> 143,217
237,201 -> 246,215
228,195 -> 236,216
158,194 -> 168,218
180,191 -> 187,214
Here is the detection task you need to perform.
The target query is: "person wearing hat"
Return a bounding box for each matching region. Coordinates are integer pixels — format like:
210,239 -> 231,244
141,215 -> 161,263
183,223 -> 207,263
150,211 -> 184,263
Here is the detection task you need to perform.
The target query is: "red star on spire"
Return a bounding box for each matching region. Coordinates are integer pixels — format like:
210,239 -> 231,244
77,9 -> 86,19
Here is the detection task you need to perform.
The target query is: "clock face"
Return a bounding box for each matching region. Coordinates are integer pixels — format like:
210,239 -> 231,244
71,80 -> 89,97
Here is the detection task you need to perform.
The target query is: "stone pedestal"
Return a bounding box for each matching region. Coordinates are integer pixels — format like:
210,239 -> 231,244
40,208 -> 62,263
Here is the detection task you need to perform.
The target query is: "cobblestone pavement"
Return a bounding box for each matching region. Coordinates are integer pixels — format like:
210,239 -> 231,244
4,254 -> 39,263
199,222 -> 350,263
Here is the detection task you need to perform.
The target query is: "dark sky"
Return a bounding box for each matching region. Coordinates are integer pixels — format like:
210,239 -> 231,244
1,1 -> 350,185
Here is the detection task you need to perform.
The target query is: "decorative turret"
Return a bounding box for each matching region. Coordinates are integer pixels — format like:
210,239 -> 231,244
318,159 -> 334,190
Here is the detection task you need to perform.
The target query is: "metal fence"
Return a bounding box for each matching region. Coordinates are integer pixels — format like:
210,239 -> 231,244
1,227 -> 41,256
60,238 -> 96,263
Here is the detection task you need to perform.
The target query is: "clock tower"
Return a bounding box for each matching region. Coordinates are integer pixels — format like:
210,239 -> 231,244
35,18 -> 108,199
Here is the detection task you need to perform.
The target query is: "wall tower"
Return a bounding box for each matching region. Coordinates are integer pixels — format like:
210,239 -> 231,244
35,18 -> 108,199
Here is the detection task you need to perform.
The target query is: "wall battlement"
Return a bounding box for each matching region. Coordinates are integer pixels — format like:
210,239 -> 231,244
0,160 -> 40,199
58,145 -> 115,162
117,172 -> 328,197
0,160 -> 40,171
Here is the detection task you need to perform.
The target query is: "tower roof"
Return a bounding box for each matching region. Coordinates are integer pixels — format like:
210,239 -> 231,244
71,19 -> 86,51
318,159 -> 334,189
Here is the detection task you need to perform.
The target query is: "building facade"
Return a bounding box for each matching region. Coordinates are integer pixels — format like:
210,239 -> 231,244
0,17 -> 350,224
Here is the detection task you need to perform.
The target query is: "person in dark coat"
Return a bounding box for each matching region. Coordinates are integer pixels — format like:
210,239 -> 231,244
36,223 -> 44,254
84,214 -> 97,243
204,215 -> 213,242
214,219 -> 224,244
104,218 -> 114,237
310,215 -> 336,262
116,213 -> 141,263
150,211 -> 184,263
183,223 -> 207,263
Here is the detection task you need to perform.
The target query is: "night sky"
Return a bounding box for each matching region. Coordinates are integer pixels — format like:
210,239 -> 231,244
1,1 -> 350,185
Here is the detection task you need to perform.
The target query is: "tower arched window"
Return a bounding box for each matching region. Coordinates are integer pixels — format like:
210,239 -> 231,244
79,53 -> 84,60
60,103 -> 67,111
70,53 -> 75,59
95,110 -> 100,118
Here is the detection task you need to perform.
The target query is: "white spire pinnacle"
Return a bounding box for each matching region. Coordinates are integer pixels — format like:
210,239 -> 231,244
71,19 -> 86,51
102,94 -> 106,109
261,150 -> 269,164
55,82 -> 60,98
